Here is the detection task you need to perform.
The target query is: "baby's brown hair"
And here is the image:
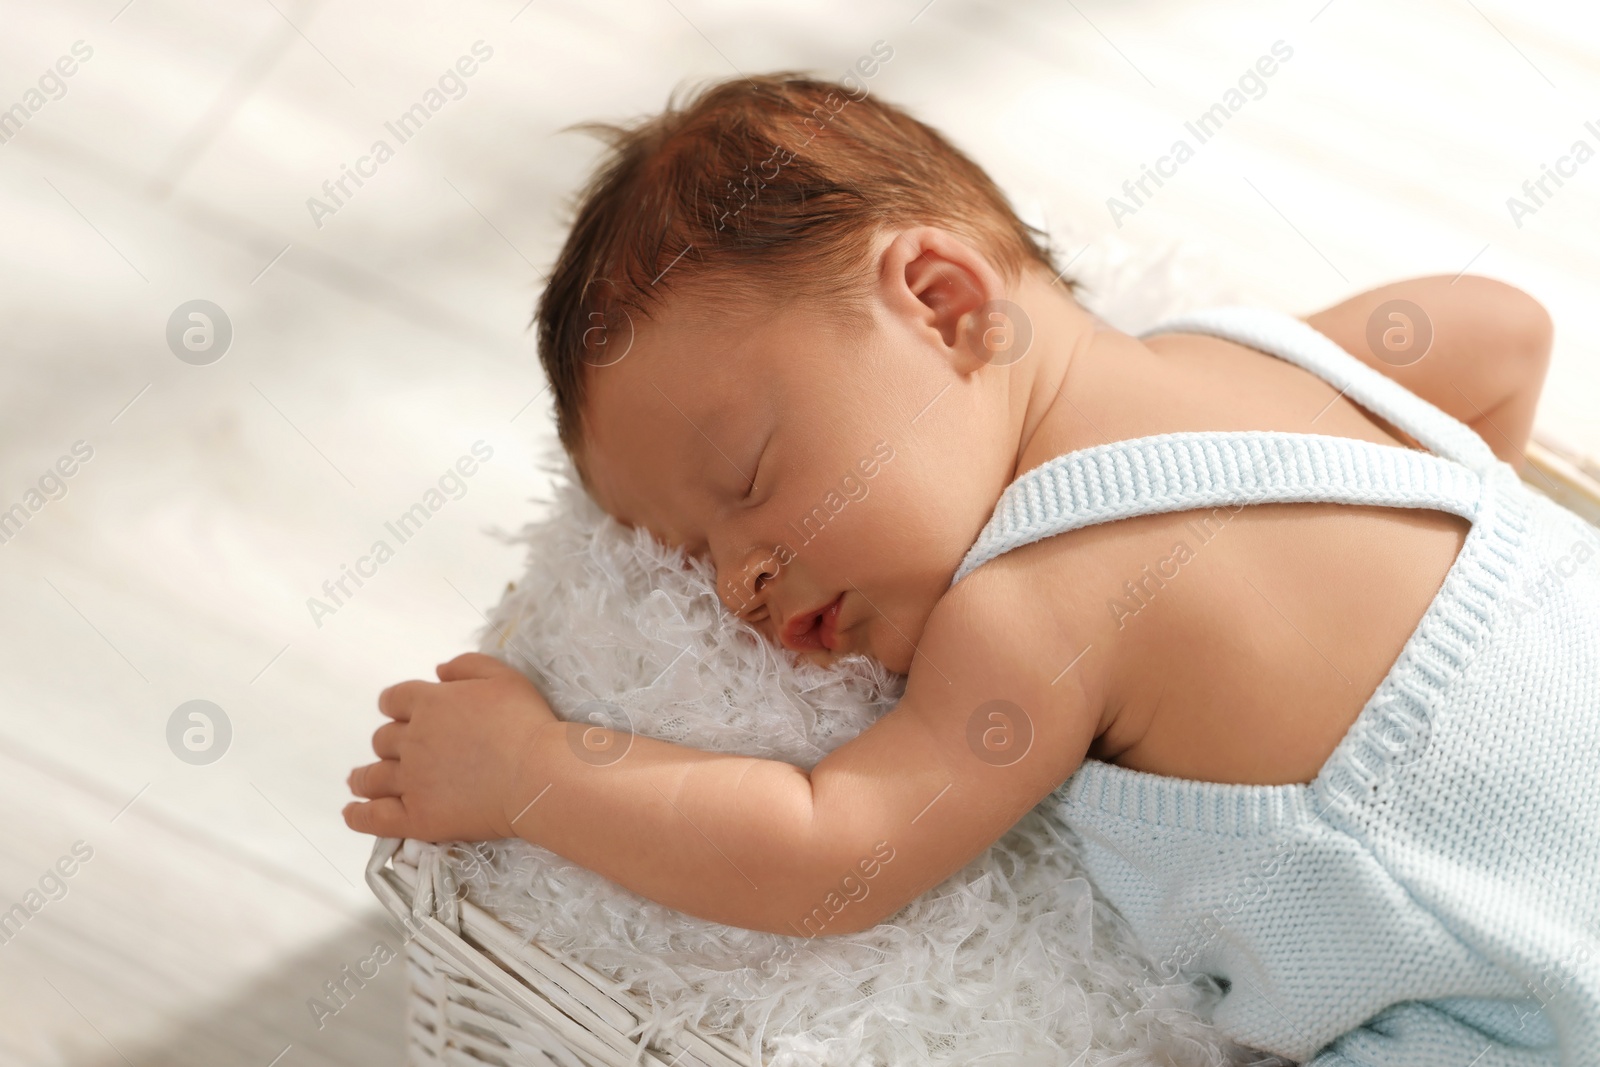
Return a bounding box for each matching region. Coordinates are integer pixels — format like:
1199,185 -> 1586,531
535,71 -> 1069,457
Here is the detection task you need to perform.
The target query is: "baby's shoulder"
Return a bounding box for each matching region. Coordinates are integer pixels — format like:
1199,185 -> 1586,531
919,537 -> 1132,727
899,552 -> 1113,787
920,502 -> 1232,726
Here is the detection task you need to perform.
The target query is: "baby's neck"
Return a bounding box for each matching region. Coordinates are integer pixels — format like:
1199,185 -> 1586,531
1001,271 -> 1109,483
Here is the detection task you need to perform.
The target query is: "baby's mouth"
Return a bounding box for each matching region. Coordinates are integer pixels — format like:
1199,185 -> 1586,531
782,593 -> 845,653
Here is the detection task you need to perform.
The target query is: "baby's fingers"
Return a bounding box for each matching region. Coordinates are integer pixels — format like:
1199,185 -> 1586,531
436,652 -> 514,682
371,721 -> 403,759
342,796 -> 409,838
378,680 -> 431,721
347,759 -> 402,799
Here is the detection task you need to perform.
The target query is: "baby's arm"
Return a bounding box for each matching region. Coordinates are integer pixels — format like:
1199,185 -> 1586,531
346,564 -> 1101,935
1302,275 -> 1553,467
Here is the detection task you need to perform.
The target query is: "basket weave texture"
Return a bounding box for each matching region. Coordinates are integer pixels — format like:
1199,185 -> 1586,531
367,838 -> 752,1067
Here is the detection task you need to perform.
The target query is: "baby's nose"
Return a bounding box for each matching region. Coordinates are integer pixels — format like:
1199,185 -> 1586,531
720,547 -> 781,615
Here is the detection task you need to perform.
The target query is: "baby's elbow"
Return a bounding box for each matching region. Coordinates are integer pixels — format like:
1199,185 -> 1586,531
1465,276 -> 1554,367
779,869 -> 907,939
1506,283 -> 1554,369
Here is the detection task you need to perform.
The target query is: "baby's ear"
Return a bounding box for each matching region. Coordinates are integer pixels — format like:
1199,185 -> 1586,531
904,249 -> 986,345
881,228 -> 1005,373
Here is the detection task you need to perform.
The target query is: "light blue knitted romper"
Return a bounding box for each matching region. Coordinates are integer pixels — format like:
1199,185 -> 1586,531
952,307 -> 1600,1066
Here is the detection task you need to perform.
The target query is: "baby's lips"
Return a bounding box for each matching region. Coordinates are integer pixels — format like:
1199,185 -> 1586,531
818,594 -> 844,650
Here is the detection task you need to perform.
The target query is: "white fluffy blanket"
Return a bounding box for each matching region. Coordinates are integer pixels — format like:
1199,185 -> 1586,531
438,237 -> 1289,1065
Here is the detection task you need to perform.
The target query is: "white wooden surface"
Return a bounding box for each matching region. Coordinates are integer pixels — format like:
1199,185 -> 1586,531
0,0 -> 1595,1063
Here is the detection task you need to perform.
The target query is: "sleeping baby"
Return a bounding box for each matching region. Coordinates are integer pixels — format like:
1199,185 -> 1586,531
344,74 -> 1600,1064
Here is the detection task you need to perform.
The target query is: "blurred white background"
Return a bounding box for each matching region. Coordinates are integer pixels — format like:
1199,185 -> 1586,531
1,0 -> 1596,1063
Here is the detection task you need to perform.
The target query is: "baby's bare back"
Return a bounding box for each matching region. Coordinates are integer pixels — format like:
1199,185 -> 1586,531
999,327 -> 1469,786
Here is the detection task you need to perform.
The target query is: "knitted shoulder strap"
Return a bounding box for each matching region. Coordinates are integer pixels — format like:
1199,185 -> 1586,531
951,308 -> 1492,585
1148,307 -> 1499,473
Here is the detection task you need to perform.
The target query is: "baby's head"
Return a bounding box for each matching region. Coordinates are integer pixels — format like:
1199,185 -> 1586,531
536,74 -> 1081,673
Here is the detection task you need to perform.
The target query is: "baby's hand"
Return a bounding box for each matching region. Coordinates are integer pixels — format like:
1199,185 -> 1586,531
343,653 -> 557,842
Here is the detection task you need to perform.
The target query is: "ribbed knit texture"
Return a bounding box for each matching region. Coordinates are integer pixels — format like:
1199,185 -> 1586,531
954,307 -> 1600,1065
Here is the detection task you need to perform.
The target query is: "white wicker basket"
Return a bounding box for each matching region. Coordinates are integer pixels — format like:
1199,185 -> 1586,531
365,434 -> 1600,1067
365,837 -> 752,1067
